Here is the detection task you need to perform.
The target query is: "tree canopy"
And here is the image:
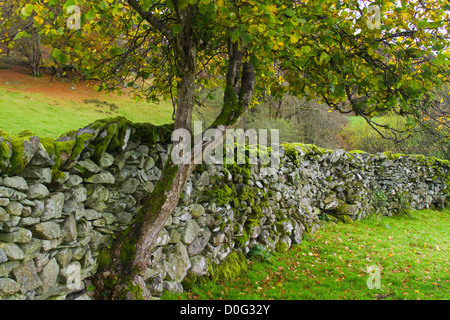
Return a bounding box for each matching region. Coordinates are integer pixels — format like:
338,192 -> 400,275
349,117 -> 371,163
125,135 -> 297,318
3,0 -> 449,132
1,0 -> 449,299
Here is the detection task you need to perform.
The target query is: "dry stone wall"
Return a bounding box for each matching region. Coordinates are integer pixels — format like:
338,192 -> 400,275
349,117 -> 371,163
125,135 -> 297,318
0,117 -> 448,300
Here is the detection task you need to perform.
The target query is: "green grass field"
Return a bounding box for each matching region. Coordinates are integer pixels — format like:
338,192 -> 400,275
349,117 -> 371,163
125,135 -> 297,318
0,87 -> 175,138
164,209 -> 450,300
0,59 -> 225,139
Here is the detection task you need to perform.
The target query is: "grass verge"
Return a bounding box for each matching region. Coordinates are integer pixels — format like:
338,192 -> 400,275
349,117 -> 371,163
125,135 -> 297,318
163,209 -> 449,300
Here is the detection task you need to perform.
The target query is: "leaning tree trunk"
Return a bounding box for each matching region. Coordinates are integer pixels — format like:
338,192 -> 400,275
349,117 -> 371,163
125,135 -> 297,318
92,34 -> 255,299
92,160 -> 196,299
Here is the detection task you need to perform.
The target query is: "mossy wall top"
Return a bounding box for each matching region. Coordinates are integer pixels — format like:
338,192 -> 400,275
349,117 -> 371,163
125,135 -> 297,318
0,117 -> 448,300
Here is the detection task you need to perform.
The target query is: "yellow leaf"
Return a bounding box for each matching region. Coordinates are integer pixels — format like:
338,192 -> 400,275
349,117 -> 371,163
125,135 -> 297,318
33,16 -> 44,25
290,34 -> 299,44
266,4 -> 277,14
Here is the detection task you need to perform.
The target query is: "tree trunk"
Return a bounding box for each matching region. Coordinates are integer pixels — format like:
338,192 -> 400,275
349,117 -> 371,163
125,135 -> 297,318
92,30 -> 255,300
30,28 -> 41,77
92,159 -> 196,299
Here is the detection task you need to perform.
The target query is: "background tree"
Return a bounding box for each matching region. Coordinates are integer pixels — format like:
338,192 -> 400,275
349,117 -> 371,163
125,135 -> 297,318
240,94 -> 348,148
342,85 -> 450,159
0,0 -> 83,77
2,0 -> 449,299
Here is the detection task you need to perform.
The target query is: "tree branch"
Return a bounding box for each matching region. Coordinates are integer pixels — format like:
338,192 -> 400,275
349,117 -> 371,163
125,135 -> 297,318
127,0 -> 173,43
0,22 -> 34,42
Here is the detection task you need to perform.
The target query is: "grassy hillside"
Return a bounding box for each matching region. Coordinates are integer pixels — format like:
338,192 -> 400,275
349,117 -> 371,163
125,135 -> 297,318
0,61 -> 174,138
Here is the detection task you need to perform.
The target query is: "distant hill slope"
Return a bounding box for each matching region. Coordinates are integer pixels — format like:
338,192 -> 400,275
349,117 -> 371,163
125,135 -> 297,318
0,59 -> 174,138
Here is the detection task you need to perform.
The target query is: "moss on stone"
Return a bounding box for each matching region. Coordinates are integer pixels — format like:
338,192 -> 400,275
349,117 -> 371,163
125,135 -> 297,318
40,137 -> 55,156
335,214 -> 353,223
108,118 -> 133,150
51,169 -> 66,183
206,181 -> 237,207
0,129 -> 10,140
181,271 -> 198,290
183,251 -> 248,290
241,167 -> 251,183
7,130 -> 34,175
121,280 -> 145,300
69,132 -> 95,162
237,185 -> 256,207
0,130 -> 12,173
282,142 -> 330,161
92,124 -> 118,162
282,143 -> 300,161
131,121 -> 174,146
275,240 -> 288,253
97,247 -> 112,270
234,229 -> 249,248
52,140 -> 76,168
349,149 -> 367,154
252,206 -> 262,217
382,151 -> 403,160
208,250 -> 248,283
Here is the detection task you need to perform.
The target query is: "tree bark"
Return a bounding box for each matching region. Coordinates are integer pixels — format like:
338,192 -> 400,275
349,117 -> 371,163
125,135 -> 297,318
92,8 -> 255,299
92,159 -> 196,299
29,27 -> 41,77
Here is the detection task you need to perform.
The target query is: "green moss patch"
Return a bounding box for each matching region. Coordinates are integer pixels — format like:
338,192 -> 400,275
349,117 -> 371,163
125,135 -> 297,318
0,130 -> 12,172
7,130 -> 35,175
209,250 -> 248,283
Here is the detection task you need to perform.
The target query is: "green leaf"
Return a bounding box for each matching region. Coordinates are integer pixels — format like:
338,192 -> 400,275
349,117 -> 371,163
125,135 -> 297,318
21,4 -> 34,17
290,30 -> 302,44
240,33 -> 252,44
52,49 -> 69,64
249,55 -> 259,66
110,46 -> 122,56
248,25 -> 259,34
99,1 -> 108,10
63,0 -> 76,10
52,48 -> 61,58
172,24 -> 182,35
85,8 -> 96,20
14,30 -> 31,40
284,9 -> 295,17
231,29 -> 241,42
300,24 -> 311,34
301,45 -> 312,53
320,51 -> 330,63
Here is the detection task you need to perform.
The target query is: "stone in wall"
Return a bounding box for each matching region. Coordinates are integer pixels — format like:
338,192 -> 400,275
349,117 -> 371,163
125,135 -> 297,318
0,118 -> 448,300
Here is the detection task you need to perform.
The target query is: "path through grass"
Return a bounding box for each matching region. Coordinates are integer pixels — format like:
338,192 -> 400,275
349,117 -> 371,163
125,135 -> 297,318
164,209 -> 449,300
